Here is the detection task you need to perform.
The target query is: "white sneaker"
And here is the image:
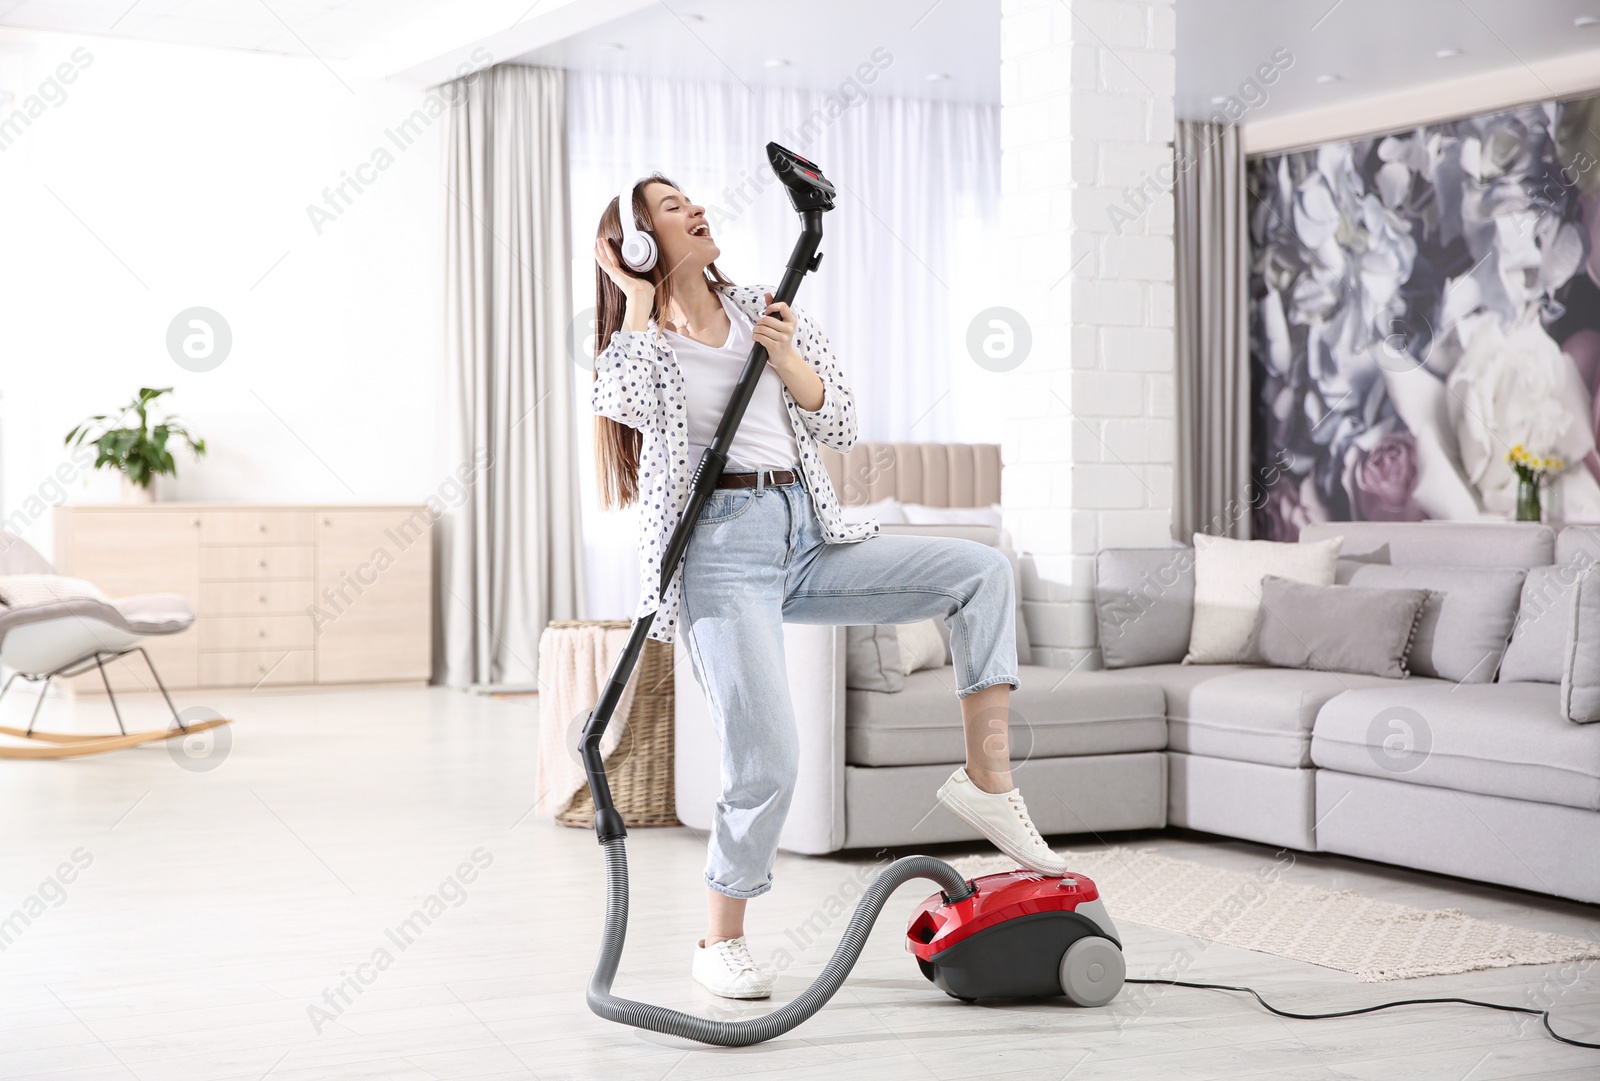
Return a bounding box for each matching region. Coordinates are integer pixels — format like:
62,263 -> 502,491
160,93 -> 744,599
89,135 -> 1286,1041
937,767 -> 1072,877
692,936 -> 775,1000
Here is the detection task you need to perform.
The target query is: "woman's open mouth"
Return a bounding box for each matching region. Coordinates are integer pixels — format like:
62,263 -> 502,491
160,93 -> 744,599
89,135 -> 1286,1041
690,223 -> 712,240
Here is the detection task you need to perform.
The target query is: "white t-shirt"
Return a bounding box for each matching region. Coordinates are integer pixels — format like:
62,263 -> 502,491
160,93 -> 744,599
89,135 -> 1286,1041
664,290 -> 800,471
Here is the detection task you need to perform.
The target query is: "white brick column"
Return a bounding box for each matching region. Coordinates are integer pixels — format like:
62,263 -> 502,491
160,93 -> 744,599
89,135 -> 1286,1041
997,0 -> 1176,668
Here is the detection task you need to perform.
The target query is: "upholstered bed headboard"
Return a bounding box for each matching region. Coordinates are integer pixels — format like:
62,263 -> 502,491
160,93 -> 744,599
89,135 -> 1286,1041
820,443 -> 1002,507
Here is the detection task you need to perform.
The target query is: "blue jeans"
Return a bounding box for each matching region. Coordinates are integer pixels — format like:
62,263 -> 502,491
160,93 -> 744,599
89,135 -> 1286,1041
678,477 -> 1019,899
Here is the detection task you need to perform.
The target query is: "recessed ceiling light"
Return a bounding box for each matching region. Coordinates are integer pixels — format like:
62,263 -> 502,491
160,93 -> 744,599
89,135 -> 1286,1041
1576,15 -> 1600,27
600,42 -> 625,50
1315,73 -> 1344,84
1209,94 -> 1229,104
682,12 -> 707,21
926,72 -> 952,81
764,58 -> 791,68
1435,47 -> 1463,58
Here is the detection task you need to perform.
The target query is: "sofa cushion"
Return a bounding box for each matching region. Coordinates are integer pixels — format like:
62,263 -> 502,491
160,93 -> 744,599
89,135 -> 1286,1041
1500,565 -> 1578,685
1246,576 -> 1430,679
876,522 -> 998,544
840,496 -> 908,525
1184,535 -> 1342,665
846,625 -> 906,692
844,664 -> 1167,767
899,502 -> 1002,527
109,593 -> 196,633
1093,546 -> 1194,668
0,592 -> 195,642
1561,562 -> 1600,723
1126,663 -> 1408,769
1310,682 -> 1600,811
1300,520 -> 1555,568
1555,525 -> 1600,566
1344,564 -> 1525,683
0,574 -> 108,607
1334,544 -> 1393,583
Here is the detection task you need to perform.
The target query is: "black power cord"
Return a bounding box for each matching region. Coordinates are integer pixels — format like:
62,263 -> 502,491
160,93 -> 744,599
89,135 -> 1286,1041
1125,978 -> 1600,1049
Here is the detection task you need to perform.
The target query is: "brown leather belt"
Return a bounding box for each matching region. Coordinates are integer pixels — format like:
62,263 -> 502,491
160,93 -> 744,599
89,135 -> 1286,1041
715,469 -> 798,490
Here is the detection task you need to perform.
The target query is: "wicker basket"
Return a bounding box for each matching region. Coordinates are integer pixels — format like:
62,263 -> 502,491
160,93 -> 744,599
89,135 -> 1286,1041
548,619 -> 679,829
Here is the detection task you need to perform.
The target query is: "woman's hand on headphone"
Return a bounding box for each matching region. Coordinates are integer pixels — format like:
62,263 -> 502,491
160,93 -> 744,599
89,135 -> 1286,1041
594,237 -> 656,313
754,293 -> 802,369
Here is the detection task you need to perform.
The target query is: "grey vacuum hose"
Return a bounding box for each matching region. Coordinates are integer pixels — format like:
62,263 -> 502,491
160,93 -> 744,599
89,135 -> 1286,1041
587,839 -> 975,1047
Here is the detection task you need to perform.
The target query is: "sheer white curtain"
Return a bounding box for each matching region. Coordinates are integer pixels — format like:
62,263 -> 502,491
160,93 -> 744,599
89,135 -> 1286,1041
563,69 -> 999,620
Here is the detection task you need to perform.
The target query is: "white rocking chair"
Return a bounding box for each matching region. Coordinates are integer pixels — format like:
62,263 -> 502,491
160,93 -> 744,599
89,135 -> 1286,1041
0,529 -> 229,759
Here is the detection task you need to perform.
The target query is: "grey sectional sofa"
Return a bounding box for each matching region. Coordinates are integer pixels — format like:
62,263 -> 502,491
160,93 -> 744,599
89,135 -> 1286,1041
673,451 -> 1600,904
1094,520 -> 1600,905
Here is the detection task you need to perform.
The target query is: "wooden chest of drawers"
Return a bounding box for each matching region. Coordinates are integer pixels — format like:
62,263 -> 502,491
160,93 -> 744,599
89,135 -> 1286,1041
54,504 -> 433,692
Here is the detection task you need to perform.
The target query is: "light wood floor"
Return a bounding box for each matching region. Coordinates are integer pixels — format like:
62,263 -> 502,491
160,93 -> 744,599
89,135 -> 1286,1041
1,683 -> 1596,1080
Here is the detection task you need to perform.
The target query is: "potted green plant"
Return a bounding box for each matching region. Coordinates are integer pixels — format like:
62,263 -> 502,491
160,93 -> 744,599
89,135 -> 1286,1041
65,387 -> 207,503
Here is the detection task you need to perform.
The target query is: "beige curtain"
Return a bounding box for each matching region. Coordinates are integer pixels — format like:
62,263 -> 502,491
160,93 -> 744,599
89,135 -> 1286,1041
1173,120 -> 1252,541
439,65 -> 582,687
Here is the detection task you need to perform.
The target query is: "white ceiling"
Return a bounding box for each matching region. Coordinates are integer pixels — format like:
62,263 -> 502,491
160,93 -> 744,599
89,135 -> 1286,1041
0,0 -> 1000,97
1176,0 -> 1600,120
5,0 -> 1600,121
508,0 -> 1001,105
0,0 -> 451,58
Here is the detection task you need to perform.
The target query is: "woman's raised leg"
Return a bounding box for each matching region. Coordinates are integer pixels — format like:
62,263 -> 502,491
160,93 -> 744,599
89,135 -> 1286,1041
783,518 -> 1070,875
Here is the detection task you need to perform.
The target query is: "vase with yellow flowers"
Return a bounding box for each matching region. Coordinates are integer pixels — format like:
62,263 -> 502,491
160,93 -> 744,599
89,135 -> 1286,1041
1506,444 -> 1563,522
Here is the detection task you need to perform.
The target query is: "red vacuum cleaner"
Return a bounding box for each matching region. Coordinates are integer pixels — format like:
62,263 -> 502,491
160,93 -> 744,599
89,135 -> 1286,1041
907,869 -> 1125,1006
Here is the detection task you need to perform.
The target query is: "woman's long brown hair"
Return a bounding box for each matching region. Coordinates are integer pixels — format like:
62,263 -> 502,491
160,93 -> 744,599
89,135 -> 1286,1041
594,174 -> 735,511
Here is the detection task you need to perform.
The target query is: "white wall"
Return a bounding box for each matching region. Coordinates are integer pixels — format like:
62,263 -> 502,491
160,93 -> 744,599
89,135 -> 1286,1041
0,29 -> 449,562
998,0 -> 1177,667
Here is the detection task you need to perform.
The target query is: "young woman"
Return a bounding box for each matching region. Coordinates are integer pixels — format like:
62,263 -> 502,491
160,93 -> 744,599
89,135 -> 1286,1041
590,174 -> 1071,1000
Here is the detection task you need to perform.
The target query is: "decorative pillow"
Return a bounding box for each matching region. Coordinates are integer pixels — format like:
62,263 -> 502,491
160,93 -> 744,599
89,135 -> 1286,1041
1344,564 -> 1526,684
1560,562 -> 1600,722
1094,547 -> 1194,668
1245,576 -> 1430,679
0,574 -> 109,608
896,619 -> 947,675
846,618 -> 947,691
1183,535 -> 1342,665
840,496 -> 906,526
1500,564 -> 1578,684
846,625 -> 904,692
900,502 -> 1003,527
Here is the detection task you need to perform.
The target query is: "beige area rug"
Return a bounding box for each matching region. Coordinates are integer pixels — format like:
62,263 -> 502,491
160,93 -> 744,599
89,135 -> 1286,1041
950,847 -> 1600,983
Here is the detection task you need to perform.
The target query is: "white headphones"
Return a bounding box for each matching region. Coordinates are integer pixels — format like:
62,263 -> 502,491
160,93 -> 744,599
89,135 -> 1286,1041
616,179 -> 658,272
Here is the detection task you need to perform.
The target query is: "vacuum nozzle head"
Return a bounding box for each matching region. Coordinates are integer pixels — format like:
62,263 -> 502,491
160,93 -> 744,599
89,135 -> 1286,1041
767,142 -> 836,213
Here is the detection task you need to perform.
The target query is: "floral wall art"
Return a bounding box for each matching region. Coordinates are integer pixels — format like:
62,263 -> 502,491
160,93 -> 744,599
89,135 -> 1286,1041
1248,94 -> 1600,539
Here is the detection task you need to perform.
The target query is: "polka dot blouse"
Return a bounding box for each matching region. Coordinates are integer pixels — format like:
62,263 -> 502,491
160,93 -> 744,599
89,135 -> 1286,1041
591,282 -> 880,645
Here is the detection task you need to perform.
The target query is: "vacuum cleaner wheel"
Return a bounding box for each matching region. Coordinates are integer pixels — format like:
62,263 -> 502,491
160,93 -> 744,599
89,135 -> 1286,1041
1058,935 -> 1125,1007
